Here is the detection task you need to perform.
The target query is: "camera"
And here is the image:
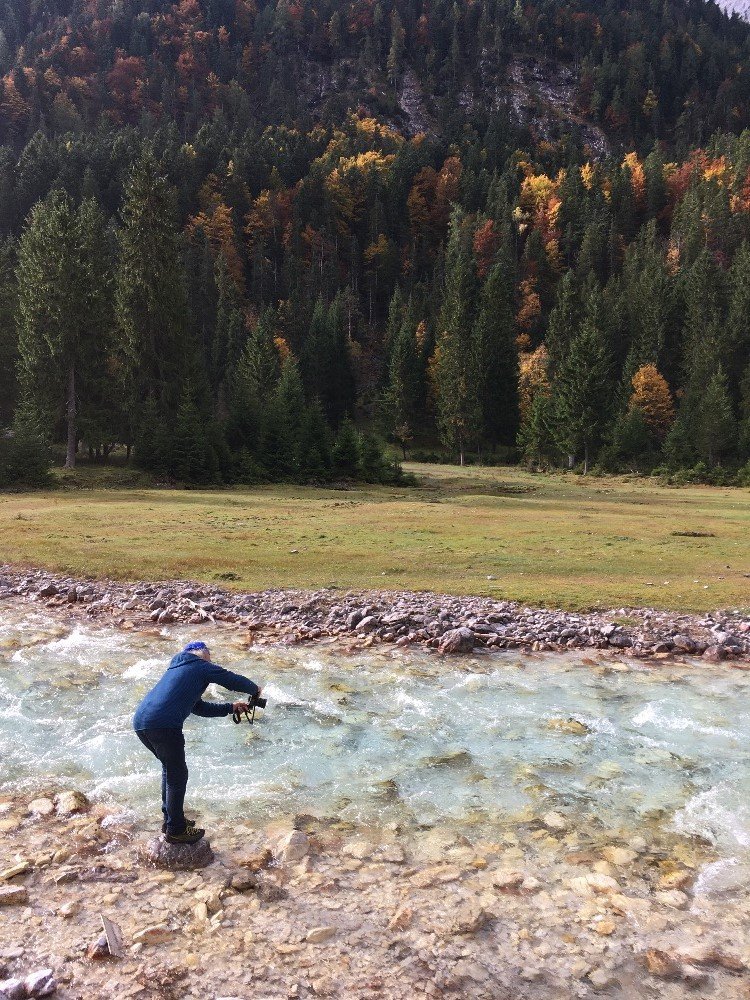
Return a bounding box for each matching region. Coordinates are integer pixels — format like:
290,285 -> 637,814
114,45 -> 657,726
251,693 -> 267,710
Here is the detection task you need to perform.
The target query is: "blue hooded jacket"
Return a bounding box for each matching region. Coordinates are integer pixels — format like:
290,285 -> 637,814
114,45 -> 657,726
133,651 -> 260,730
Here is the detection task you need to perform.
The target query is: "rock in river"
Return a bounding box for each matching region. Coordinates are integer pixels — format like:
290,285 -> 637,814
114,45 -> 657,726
140,835 -> 214,870
439,627 -> 475,654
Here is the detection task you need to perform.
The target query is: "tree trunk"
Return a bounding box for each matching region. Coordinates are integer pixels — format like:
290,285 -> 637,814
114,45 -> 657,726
65,364 -> 76,470
459,445 -> 465,467
583,443 -> 589,475
567,453 -> 575,470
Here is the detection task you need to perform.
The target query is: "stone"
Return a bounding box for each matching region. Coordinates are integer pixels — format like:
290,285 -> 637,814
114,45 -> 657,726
58,901 -> 79,919
602,846 -> 638,867
0,863 -> 30,882
306,926 -> 336,944
569,873 -> 619,895
28,798 -> 54,817
594,919 -> 616,936
238,848 -> 272,871
655,889 -> 689,909
38,584 -> 58,597
542,811 -> 567,831
448,903 -> 490,936
140,836 -> 214,870
545,718 -> 590,736
645,949 -> 682,979
273,829 -> 309,864
23,969 -> 56,996
132,924 -> 172,945
387,907 -> 413,931
342,840 -> 375,860
230,872 -> 258,892
658,870 -> 692,890
54,790 -> 89,815
0,887 -> 28,906
492,869 -> 524,891
703,645 -> 726,662
355,616 -> 380,633
439,628 -> 475,654
0,978 -> 25,1000
378,844 -> 405,864
588,969 -> 616,991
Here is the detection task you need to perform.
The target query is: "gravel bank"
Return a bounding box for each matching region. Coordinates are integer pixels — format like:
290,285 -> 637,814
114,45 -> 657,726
1,565 -> 748,663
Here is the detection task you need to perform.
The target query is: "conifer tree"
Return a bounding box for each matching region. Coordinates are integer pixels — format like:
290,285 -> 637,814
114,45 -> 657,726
16,191 -> 111,468
545,270 -> 579,378
472,251 -> 519,451
116,151 -> 189,413
725,241 -> 750,398
553,280 -> 612,473
695,367 -> 736,466
431,210 -> 481,465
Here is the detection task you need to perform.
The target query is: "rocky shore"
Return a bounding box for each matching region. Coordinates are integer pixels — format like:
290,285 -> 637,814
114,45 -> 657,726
1,565 -> 748,663
1,787 -> 749,1000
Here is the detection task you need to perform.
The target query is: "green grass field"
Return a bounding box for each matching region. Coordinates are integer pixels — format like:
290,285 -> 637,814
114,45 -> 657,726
1,463 -> 748,612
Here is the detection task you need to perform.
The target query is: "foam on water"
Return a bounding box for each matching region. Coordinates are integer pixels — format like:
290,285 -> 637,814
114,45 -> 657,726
1,604 -> 749,879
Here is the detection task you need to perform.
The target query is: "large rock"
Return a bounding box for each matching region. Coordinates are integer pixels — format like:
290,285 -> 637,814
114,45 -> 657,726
54,790 -> 89,815
272,829 -> 309,864
439,627 -> 475,654
140,835 -> 214,870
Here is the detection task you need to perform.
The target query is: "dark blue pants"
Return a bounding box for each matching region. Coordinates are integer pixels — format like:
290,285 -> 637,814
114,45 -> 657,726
136,728 -> 188,836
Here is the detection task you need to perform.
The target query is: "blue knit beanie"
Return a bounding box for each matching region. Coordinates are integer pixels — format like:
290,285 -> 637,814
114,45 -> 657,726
184,640 -> 209,654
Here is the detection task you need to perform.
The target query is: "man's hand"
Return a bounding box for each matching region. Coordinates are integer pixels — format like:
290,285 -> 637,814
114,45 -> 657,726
232,701 -> 250,714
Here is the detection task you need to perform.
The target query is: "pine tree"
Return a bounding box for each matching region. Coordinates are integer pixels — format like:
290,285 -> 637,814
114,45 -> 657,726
380,310 -> 423,458
16,191 -> 111,469
695,367 -> 736,466
473,252 -> 519,451
171,391 -> 207,482
431,209 -> 481,465
518,390 -> 556,468
545,270 -> 579,378
0,238 -> 17,426
332,417 -> 361,478
115,151 -> 189,412
725,241 -> 750,399
553,280 -> 612,473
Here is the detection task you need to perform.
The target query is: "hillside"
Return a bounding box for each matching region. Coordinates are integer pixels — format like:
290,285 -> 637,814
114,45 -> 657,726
0,0 -> 749,489
0,0 -> 749,153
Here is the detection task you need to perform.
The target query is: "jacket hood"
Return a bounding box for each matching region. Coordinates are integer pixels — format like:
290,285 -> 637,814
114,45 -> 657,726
168,651 -> 204,669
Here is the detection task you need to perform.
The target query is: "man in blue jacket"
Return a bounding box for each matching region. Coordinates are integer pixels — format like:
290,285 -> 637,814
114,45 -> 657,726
134,640 -> 262,844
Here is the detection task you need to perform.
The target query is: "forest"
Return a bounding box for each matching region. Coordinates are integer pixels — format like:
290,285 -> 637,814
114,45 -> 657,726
0,0 -> 749,485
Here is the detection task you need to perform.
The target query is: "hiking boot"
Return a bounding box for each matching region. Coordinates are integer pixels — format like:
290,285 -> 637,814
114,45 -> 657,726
162,817 -> 196,834
165,826 -> 205,845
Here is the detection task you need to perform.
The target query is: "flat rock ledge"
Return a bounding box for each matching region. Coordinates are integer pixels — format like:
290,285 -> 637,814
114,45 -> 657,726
140,835 -> 214,870
2,564 -> 749,663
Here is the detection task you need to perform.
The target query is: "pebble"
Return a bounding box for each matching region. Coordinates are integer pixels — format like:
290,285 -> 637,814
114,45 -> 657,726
0,887 -> 28,906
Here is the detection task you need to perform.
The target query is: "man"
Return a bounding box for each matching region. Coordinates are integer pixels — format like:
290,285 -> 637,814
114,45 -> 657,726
133,640 -> 262,844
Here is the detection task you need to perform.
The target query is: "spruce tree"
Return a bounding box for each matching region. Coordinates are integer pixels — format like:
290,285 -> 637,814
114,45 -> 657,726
115,151 -> 189,413
553,280 -> 612,473
695,367 -> 736,466
431,209 -> 481,465
16,191 -> 110,469
473,251 -> 519,451
545,270 -> 579,378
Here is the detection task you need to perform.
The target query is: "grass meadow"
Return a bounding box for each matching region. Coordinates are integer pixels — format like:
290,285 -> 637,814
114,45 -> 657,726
0,463 -> 748,612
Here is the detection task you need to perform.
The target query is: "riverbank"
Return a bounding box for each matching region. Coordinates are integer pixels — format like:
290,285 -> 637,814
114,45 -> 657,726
1,565 -> 749,663
1,786 -> 749,999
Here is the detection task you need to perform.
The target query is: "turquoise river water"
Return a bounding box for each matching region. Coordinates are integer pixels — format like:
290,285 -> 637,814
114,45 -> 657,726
1,605 -> 749,894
